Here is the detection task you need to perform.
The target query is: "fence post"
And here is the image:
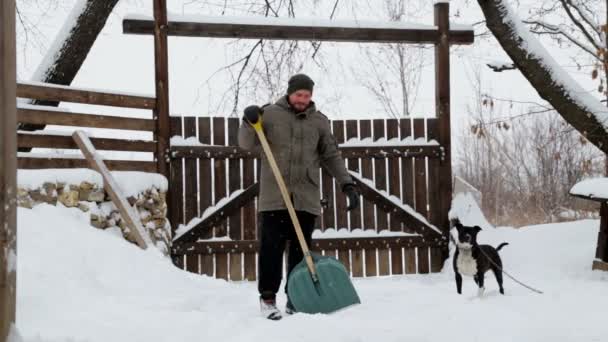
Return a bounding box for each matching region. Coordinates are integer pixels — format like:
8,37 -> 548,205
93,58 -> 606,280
153,0 -> 172,232
1,0 -> 18,339
434,2 -> 452,261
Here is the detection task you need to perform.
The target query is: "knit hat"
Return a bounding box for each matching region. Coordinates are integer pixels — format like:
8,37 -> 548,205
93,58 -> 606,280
287,74 -> 314,95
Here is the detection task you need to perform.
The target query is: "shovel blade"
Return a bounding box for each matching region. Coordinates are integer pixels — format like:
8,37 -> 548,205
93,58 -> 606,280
287,253 -> 361,314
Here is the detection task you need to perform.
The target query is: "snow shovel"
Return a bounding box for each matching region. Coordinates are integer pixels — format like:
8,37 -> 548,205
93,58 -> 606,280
248,117 -> 360,314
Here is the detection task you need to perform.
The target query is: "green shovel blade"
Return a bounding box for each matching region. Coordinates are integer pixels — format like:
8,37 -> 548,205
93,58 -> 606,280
287,253 -> 361,314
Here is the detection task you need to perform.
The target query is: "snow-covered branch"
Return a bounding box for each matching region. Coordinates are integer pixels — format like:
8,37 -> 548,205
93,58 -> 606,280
477,0 -> 608,153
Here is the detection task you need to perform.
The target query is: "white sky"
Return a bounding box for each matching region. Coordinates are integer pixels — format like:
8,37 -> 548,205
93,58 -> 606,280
15,0 -> 604,140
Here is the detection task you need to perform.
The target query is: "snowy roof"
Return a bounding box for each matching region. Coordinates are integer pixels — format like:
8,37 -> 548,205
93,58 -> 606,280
570,178 -> 608,202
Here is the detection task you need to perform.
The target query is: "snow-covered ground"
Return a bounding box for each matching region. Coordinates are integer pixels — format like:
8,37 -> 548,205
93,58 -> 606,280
16,202 -> 608,342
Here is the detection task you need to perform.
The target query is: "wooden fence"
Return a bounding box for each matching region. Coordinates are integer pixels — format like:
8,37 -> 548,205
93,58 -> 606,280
16,82 -> 158,172
170,116 -> 450,281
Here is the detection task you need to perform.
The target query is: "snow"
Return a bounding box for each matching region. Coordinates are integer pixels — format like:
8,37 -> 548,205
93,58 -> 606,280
17,168 -> 167,197
340,137 -> 439,147
313,228 -> 416,239
498,1 -> 608,130
174,189 -> 245,241
170,135 -> 207,147
570,177 -> 608,201
449,192 -> 493,230
348,171 -> 443,236
16,198 -> 608,341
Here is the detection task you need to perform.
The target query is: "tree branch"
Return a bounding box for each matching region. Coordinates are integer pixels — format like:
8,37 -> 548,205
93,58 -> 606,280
524,19 -> 600,58
477,0 -> 608,153
559,0 -> 602,51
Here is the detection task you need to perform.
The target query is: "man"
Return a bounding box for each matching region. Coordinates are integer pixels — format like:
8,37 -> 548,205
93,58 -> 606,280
238,74 -> 359,320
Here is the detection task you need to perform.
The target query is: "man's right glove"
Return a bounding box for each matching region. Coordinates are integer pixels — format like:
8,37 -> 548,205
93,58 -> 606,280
342,184 -> 360,211
243,105 -> 262,124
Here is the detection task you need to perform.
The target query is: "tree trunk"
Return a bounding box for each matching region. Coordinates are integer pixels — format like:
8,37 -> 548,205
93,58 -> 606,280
477,0 -> 608,154
19,0 -> 120,139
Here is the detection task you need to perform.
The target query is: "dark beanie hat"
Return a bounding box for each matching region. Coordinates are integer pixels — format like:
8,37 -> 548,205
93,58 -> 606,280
287,73 -> 314,95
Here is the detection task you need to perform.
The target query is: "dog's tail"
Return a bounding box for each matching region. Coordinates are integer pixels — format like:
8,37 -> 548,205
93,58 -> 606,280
496,242 -> 509,251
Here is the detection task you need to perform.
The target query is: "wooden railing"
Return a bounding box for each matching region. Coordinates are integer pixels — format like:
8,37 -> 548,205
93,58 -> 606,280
16,82 -> 158,172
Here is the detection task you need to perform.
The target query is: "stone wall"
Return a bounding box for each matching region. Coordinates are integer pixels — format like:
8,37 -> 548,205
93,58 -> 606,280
17,181 -> 171,254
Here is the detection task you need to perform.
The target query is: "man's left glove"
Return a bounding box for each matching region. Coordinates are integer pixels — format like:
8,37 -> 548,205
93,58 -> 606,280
342,184 -> 359,211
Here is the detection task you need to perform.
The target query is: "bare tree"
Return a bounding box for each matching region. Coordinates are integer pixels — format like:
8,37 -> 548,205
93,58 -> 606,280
477,0 -> 608,154
352,0 -> 426,118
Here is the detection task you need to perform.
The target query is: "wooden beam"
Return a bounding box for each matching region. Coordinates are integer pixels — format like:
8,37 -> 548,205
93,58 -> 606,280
153,0 -> 171,183
123,18 -> 474,45
18,133 -> 156,152
435,2 -> 452,241
17,82 -> 156,109
18,106 -> 155,131
171,144 -> 442,159
18,157 -> 156,172
173,183 -> 260,244
350,171 -> 444,239
172,236 -> 446,255
1,0 -> 17,338
73,130 -> 151,249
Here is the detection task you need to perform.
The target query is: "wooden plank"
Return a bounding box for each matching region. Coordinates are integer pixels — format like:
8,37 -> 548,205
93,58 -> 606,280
387,119 -> 403,275
349,121 -> 364,278
1,0 -> 17,337
185,254 -> 199,274
430,247 -> 443,273
16,83 -> 156,109
73,130 -> 151,249
435,2 -> 453,245
427,118 -> 446,272
373,119 -> 390,276
183,117 -> 198,223
168,116 -> 183,243
405,248 -> 417,274
595,202 -> 608,262
213,117 -> 228,280
414,120 -> 428,218
18,132 -> 156,152
333,121 -> 348,231
417,246 -> 430,274
173,183 -> 259,244
342,120 -> 359,273
228,118 -> 243,281
359,120 -> 376,277
18,106 -> 155,131
153,0 -> 170,181
171,144 -> 441,159
198,117 -> 213,276
18,157 -> 156,172
174,235 -> 434,254
400,119 -> 415,211
123,19 -> 475,45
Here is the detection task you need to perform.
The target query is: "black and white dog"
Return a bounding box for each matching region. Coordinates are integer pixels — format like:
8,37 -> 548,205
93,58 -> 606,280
452,219 -> 509,296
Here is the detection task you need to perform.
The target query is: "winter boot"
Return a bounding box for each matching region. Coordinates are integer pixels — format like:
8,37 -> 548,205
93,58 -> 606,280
260,298 -> 282,320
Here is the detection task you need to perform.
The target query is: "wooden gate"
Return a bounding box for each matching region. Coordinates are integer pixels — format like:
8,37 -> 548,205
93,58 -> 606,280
169,115 -> 450,280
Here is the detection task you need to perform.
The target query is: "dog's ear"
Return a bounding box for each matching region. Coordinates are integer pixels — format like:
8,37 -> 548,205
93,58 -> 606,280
473,226 -> 482,233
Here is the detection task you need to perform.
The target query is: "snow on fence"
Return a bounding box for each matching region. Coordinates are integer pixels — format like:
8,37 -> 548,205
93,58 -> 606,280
169,116 -> 450,281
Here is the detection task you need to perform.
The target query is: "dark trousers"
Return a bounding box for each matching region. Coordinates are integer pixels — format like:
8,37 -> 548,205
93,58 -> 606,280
258,210 -> 316,300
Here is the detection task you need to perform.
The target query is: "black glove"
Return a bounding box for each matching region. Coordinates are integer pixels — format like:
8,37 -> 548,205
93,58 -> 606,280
243,105 -> 262,124
342,184 -> 359,211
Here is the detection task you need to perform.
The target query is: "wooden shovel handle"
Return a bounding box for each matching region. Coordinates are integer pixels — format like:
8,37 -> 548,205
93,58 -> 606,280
250,120 -> 318,281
